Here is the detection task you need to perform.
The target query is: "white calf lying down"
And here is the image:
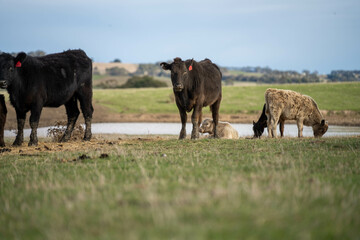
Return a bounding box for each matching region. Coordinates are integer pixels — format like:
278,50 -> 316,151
199,119 -> 239,139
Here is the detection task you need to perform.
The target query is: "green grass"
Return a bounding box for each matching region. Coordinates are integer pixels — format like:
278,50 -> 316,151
93,82 -> 360,114
1,137 -> 360,239
94,88 -> 177,113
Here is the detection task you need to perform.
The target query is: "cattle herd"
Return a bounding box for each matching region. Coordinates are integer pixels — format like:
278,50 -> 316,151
0,50 -> 328,147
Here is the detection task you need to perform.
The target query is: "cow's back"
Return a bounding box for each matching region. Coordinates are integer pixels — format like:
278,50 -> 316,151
38,50 -> 92,79
22,50 -> 92,107
196,59 -> 222,105
265,88 -> 314,120
218,122 -> 239,139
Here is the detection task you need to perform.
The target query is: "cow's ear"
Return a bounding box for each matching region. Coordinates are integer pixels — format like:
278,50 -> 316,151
14,52 -> 27,66
321,119 -> 325,126
160,62 -> 171,70
185,58 -> 194,71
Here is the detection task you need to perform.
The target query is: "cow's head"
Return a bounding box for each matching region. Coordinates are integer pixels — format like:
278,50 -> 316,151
199,119 -> 214,134
312,119 -> 328,137
160,57 -> 194,92
0,52 -> 27,89
252,120 -> 265,138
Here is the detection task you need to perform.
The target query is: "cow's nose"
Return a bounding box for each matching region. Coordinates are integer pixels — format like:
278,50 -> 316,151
0,80 -> 7,89
174,84 -> 183,92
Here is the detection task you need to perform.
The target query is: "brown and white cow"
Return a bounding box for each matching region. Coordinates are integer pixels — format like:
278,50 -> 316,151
265,88 -> 328,138
199,118 -> 239,139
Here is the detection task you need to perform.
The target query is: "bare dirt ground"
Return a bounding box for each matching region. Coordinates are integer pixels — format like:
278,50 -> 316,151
3,100 -> 360,131
0,135 -> 175,156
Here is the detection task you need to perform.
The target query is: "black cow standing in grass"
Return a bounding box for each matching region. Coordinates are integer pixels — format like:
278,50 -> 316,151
160,58 -> 222,139
253,103 -> 284,138
0,94 -> 7,147
0,50 -> 93,146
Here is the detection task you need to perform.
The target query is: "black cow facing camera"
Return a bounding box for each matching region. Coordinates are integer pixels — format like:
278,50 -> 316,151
160,58 -> 222,139
0,50 -> 93,146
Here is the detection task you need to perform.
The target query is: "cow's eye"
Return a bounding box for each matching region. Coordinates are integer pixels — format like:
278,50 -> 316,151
9,67 -> 13,72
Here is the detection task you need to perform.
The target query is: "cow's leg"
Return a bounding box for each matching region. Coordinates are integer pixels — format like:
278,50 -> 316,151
0,96 -> 6,147
210,98 -> 221,138
198,111 -> 202,129
77,88 -> 93,141
13,111 -> 26,146
60,97 -> 80,142
28,106 -> 43,146
297,119 -> 304,137
266,114 -> 273,138
269,111 -> 280,138
178,109 -> 187,139
191,105 -> 202,139
279,119 -> 285,137
0,113 -> 5,147
0,118 -> 5,147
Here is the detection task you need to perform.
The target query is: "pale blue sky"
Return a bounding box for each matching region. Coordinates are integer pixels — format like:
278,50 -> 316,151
0,0 -> 359,73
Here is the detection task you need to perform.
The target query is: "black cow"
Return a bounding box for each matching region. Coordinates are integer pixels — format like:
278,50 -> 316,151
0,94 -> 7,147
160,58 -> 222,139
253,103 -> 284,138
0,50 -> 93,146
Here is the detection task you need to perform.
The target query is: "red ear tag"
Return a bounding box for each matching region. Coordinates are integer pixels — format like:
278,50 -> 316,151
189,65 -> 192,71
15,61 -> 22,68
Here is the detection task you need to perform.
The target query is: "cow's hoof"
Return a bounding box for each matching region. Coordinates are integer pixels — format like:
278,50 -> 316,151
178,134 -> 186,140
83,135 -> 92,141
28,141 -> 38,147
59,136 -> 69,142
12,140 -> 23,147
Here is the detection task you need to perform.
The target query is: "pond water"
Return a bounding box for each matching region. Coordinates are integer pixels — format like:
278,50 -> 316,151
4,122 -> 360,138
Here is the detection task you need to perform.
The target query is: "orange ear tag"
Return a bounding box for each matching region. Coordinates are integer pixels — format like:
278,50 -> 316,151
189,65 -> 192,71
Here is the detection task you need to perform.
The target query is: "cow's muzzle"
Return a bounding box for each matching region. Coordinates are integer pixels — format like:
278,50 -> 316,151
173,84 -> 183,92
0,80 -> 7,89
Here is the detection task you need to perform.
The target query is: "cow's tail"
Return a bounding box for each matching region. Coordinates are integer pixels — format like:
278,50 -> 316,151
264,89 -> 270,115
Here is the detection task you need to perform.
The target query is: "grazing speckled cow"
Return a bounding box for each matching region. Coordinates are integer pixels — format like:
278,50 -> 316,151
199,118 -> 238,139
265,88 -> 328,138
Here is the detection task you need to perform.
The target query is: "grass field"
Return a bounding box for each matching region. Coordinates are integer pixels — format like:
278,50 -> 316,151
93,82 -> 360,114
1,137 -> 360,239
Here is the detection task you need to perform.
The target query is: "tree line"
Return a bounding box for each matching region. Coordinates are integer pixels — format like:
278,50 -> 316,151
103,63 -> 360,84
2,50 -> 359,84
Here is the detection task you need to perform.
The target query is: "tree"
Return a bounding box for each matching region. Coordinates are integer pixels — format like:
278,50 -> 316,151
105,67 -> 129,76
27,50 -> 46,57
120,76 -> 168,88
